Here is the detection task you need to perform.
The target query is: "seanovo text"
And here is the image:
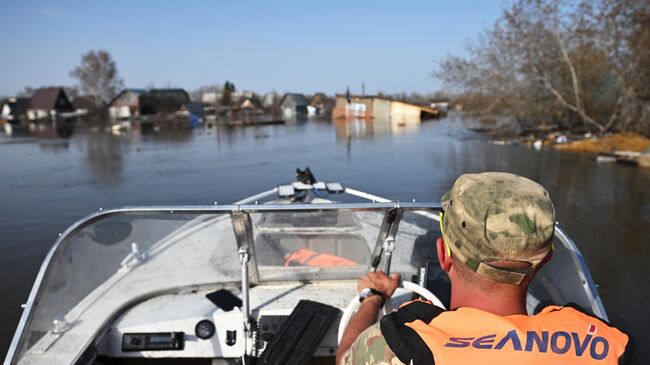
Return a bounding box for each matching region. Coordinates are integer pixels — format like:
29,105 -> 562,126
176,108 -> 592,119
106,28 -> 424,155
444,330 -> 609,360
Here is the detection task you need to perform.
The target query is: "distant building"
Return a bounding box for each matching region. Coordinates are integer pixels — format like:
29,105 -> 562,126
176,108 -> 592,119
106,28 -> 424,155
201,92 -> 218,105
309,92 -> 334,116
27,87 -> 74,121
332,94 -> 438,122
262,92 -> 280,111
108,88 -> 190,119
109,89 -> 145,119
279,93 -> 309,118
177,102 -> 204,117
430,101 -> 448,112
199,92 -> 218,116
71,96 -> 97,115
0,97 -> 30,122
139,89 -> 190,115
237,93 -> 263,111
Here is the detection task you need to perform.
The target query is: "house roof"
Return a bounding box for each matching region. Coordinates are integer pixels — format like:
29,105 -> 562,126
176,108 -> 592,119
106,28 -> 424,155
143,89 -> 190,102
30,87 -> 70,110
72,96 -> 96,110
125,88 -> 146,94
335,93 -> 387,100
310,92 -> 330,105
280,93 -> 309,107
238,94 -> 263,109
109,88 -> 147,106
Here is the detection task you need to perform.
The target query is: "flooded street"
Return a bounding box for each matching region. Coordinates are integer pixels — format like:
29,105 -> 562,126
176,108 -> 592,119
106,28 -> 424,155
1,115 -> 649,360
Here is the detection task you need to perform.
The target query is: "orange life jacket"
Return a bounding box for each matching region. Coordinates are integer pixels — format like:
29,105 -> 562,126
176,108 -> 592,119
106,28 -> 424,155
380,300 -> 635,365
283,248 -> 357,267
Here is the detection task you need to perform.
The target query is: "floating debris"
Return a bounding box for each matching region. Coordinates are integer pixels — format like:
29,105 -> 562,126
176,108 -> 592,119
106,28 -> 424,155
555,135 -> 568,144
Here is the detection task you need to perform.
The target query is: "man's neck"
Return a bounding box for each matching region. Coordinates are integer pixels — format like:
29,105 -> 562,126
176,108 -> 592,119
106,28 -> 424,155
450,282 -> 528,316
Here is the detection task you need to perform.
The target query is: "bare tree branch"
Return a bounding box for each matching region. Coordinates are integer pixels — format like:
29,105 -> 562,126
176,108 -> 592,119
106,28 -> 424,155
553,31 -> 585,115
531,62 -> 605,131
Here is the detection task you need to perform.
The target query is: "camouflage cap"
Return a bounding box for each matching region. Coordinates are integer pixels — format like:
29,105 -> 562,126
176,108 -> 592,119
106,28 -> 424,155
441,172 -> 555,285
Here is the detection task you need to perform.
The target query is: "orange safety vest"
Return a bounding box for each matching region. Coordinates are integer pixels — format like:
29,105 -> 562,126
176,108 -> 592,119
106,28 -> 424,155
380,300 -> 635,365
283,248 -> 357,267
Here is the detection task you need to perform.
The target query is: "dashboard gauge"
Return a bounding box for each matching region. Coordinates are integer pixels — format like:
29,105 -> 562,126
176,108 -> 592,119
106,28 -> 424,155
195,320 -> 215,340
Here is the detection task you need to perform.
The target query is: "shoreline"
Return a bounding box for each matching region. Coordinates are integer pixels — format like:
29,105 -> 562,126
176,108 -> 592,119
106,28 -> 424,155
474,127 -> 650,168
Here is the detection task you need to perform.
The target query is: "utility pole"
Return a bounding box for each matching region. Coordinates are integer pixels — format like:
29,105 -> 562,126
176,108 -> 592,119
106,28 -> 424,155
362,82 -> 365,96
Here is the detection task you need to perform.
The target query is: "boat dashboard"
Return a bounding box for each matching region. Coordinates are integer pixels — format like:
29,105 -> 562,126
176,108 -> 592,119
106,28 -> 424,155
95,282 -> 360,361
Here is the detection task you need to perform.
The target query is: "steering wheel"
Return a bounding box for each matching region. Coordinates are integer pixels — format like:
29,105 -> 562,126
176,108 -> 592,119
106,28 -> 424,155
337,280 -> 446,344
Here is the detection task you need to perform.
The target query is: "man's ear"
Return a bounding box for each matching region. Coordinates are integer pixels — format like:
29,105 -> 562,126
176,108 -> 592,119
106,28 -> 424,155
437,237 -> 452,272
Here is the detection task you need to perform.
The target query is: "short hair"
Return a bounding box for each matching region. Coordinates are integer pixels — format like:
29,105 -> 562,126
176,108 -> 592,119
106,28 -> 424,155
451,254 -> 535,290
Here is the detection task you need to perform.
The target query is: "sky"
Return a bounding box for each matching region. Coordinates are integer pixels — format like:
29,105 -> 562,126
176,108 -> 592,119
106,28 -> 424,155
0,1 -> 504,97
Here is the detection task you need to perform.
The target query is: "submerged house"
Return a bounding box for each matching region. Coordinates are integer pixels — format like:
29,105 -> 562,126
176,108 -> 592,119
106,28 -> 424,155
199,92 -> 218,116
72,96 -> 97,115
108,89 -> 145,119
262,92 -> 280,112
237,93 -> 263,110
0,97 -> 30,122
201,92 -> 218,105
108,88 -> 190,119
27,87 -> 74,121
139,89 -> 190,115
235,93 -> 265,119
279,93 -> 309,118
309,92 -> 334,116
177,102 -> 204,117
332,94 -> 438,122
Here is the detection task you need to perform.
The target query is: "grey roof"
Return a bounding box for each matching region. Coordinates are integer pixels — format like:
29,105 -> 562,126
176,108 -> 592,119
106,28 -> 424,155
280,93 -> 309,108
145,88 -> 189,99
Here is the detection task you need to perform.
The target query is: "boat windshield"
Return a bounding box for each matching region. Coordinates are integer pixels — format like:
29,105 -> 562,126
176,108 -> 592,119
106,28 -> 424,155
249,209 -> 382,281
12,212 -> 242,362
10,207 -> 390,362
8,204 -> 606,364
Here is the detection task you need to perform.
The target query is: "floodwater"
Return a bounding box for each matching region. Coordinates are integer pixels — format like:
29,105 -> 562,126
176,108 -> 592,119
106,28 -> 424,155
1,115 -> 648,362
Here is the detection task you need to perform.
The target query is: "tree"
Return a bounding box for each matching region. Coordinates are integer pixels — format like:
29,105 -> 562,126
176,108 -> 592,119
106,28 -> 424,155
64,86 -> 80,100
435,0 -> 649,134
70,50 -> 124,106
221,81 -> 236,107
17,86 -> 35,97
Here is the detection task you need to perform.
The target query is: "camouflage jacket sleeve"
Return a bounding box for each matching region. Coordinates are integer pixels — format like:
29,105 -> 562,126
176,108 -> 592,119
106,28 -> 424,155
342,323 -> 407,365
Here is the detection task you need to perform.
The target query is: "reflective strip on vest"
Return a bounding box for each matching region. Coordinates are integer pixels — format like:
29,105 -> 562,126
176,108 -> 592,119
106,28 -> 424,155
380,301 -> 631,365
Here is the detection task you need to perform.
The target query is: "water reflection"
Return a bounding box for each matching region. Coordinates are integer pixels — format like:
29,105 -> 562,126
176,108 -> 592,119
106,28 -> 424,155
81,131 -> 128,186
138,120 -> 195,144
333,116 -> 421,141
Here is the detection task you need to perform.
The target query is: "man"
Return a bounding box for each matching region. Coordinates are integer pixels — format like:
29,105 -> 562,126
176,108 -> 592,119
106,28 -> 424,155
337,172 -> 635,364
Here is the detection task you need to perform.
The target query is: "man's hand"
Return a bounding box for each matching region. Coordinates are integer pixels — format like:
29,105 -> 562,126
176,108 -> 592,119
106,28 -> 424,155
336,271 -> 401,364
357,271 -> 401,298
